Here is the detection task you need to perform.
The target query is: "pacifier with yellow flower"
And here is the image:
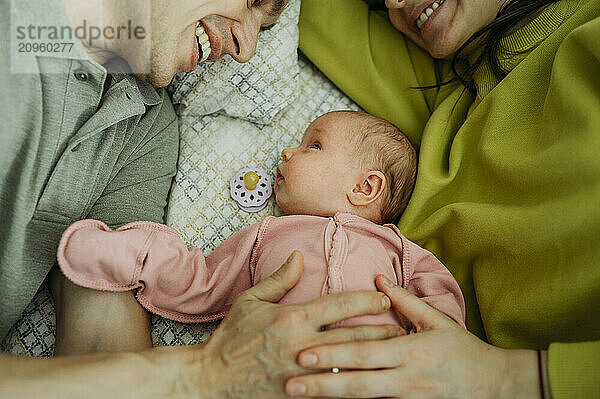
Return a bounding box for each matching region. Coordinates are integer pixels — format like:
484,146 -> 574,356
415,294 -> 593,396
230,167 -> 273,212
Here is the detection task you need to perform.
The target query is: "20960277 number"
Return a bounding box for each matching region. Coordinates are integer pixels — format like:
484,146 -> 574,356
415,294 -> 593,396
18,42 -> 74,53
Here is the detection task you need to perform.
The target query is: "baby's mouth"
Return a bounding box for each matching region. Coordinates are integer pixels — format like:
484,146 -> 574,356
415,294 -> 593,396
195,21 -> 211,63
276,168 -> 285,183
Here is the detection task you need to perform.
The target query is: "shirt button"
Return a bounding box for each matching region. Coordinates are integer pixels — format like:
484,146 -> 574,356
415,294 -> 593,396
74,70 -> 88,81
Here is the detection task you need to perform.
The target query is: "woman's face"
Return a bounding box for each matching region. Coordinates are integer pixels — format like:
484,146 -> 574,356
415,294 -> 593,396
385,0 -> 503,59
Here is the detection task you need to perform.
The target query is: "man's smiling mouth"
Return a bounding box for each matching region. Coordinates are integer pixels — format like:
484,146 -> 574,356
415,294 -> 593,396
195,21 -> 211,62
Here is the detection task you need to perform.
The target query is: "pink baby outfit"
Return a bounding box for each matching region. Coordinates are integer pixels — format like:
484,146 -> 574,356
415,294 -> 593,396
57,213 -> 466,329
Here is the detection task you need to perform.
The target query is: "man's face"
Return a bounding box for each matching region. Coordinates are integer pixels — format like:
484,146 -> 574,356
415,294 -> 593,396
130,0 -> 287,87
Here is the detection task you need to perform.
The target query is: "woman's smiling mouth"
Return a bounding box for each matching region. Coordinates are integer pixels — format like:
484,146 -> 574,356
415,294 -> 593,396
415,0 -> 446,30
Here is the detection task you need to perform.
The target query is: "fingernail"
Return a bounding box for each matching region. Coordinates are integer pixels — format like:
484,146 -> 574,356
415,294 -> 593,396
288,382 -> 307,396
286,251 -> 298,263
382,295 -> 391,309
299,352 -> 318,366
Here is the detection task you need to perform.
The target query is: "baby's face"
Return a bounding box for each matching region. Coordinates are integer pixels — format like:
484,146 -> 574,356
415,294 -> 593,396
274,112 -> 363,217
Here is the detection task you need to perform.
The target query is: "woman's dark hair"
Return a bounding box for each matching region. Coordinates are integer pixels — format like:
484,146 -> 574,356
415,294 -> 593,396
422,0 -> 561,97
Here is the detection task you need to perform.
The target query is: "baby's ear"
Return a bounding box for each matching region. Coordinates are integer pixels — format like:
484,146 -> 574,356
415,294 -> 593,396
348,170 -> 386,207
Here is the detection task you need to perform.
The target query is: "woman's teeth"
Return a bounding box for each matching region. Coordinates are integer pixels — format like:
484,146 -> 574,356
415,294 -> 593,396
195,21 -> 211,62
416,0 -> 445,30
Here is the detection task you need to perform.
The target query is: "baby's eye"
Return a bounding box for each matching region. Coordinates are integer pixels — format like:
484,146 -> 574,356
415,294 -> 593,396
309,143 -> 321,150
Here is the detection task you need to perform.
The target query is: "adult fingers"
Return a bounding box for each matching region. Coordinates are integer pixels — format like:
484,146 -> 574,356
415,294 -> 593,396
286,369 -> 399,398
242,250 -> 304,303
297,339 -> 403,370
303,291 -> 391,328
376,275 -> 450,330
316,324 -> 406,347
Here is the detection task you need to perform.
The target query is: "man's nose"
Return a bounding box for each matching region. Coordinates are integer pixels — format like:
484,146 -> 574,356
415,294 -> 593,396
230,21 -> 260,63
281,148 -> 293,161
385,0 -> 406,8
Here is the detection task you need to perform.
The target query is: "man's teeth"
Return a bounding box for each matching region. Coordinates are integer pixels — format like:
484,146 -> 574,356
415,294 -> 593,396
416,0 -> 444,30
195,21 -> 211,62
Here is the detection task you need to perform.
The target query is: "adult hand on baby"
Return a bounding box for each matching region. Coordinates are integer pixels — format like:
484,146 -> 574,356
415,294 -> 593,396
285,275 -> 542,399
186,251 -> 403,399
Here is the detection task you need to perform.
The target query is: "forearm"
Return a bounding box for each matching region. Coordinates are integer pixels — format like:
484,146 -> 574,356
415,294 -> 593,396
0,347 -> 197,399
51,266 -> 152,355
498,349 -> 546,399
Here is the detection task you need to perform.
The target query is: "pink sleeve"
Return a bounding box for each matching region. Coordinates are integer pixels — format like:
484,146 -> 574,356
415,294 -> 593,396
57,219 -> 262,323
401,237 -> 466,329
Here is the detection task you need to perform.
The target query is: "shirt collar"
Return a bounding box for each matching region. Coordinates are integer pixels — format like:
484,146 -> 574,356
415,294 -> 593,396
104,56 -> 162,107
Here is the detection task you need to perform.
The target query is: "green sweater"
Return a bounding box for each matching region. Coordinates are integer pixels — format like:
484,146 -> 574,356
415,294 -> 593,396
299,0 -> 600,397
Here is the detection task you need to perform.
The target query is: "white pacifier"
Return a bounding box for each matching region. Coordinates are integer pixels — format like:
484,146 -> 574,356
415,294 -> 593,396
230,167 -> 273,213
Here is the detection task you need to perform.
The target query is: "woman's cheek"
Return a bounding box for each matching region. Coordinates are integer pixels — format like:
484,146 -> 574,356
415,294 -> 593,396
387,10 -> 426,50
388,9 -> 409,34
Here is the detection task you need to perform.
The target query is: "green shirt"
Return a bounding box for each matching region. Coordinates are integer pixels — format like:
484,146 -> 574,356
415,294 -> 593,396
0,0 -> 178,338
299,0 -> 600,397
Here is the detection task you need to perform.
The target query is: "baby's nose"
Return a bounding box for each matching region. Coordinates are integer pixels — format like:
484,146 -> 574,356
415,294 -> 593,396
281,148 -> 292,161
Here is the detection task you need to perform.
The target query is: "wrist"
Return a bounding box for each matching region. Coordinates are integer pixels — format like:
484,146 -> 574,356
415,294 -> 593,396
497,349 -> 542,399
120,348 -> 195,399
168,343 -> 221,399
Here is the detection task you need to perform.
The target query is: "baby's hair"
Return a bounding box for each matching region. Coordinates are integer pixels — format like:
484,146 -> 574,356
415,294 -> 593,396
345,111 -> 417,224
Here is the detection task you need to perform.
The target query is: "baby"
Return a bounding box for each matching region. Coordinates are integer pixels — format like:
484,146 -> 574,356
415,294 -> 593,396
57,111 -> 465,330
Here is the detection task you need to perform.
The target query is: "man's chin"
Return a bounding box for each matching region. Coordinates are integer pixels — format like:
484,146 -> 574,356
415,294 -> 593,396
133,71 -> 174,88
125,57 -> 178,88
